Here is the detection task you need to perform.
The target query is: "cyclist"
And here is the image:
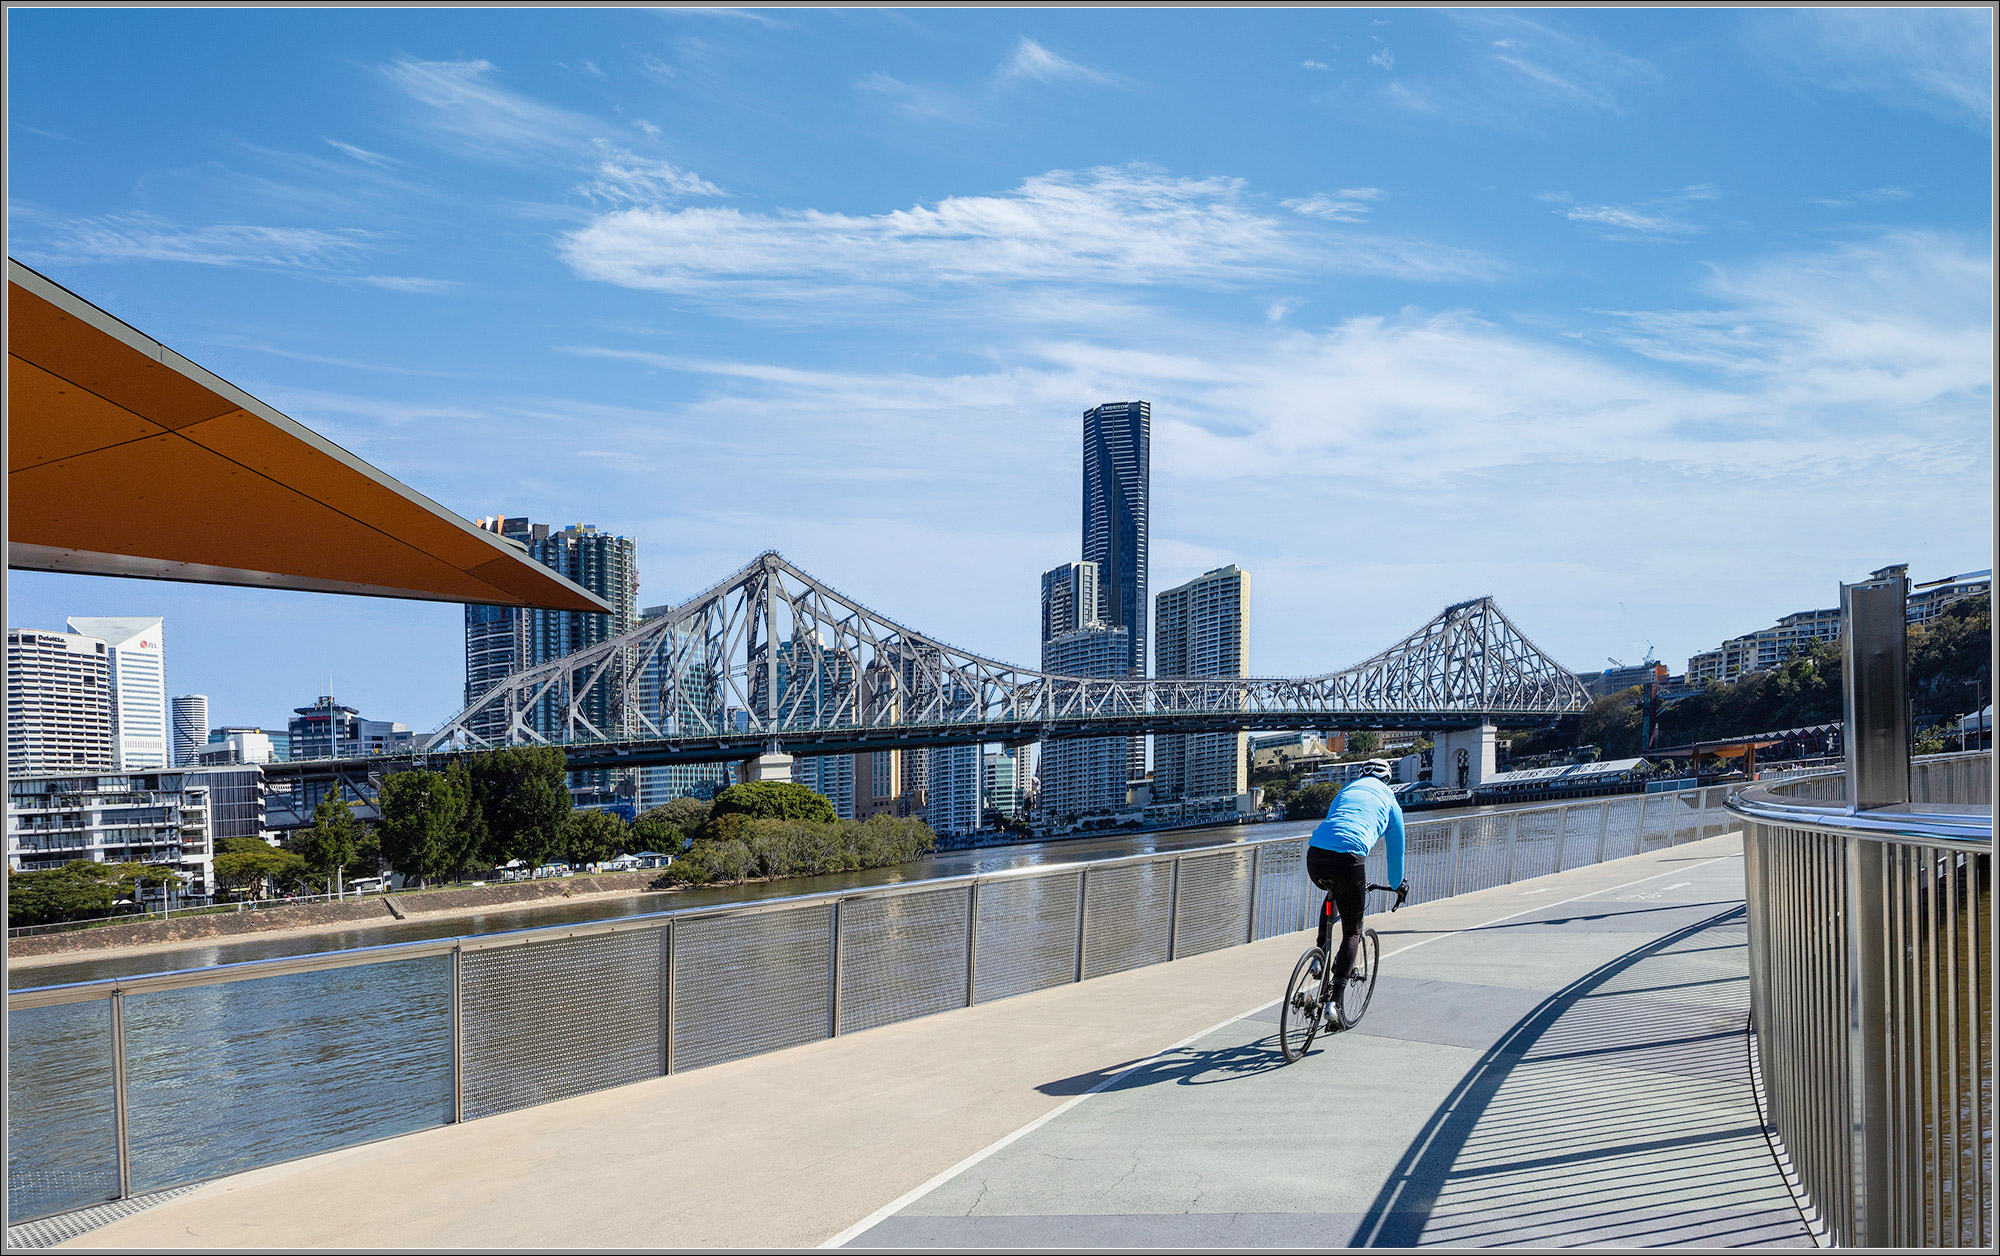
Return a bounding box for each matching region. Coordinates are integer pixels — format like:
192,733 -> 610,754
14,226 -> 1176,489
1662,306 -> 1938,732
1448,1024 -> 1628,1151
1307,758 -> 1409,1002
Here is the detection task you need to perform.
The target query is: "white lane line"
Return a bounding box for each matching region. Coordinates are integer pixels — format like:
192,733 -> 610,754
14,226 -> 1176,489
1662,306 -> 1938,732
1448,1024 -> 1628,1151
820,848 -> 1740,1248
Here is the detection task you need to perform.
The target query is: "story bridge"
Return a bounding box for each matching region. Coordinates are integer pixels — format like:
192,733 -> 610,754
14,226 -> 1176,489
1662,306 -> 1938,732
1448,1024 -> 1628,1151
417,550 -> 1588,771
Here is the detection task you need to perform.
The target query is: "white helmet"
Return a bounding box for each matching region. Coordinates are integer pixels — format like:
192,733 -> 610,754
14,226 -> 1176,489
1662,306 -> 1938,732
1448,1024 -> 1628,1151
1362,758 -> 1393,780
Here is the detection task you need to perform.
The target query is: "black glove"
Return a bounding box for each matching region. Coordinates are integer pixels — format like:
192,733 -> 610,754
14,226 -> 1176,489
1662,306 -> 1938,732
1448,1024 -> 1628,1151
1395,882 -> 1409,909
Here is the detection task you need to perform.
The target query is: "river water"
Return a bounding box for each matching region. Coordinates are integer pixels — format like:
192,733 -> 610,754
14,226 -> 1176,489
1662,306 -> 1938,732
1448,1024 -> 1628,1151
8,818 -> 1320,991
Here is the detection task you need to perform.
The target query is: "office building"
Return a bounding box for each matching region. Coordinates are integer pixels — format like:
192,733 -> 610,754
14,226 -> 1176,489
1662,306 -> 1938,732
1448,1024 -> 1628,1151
925,744 -> 982,837
1037,624 -> 1133,820
463,518 -> 639,743
67,617 -> 168,770
287,696 -> 414,760
195,727 -> 279,766
179,764 -> 269,844
171,695 -> 209,766
6,628 -> 115,775
6,770 -> 215,899
984,749 -> 1021,819
1041,561 -> 1101,643
1083,402 -> 1149,787
1152,565 -> 1251,803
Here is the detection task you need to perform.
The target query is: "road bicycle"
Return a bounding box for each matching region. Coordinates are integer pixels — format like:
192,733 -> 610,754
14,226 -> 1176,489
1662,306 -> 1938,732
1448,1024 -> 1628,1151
1279,882 -> 1402,1062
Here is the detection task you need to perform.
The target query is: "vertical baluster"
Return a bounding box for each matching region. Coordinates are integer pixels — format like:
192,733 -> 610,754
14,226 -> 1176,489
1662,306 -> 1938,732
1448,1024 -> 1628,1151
1943,851 -> 1961,1243
1971,851 -> 1989,1247
830,899 -> 844,1037
1926,848 -> 1942,1244
1167,858 -> 1181,960
1635,792 -> 1647,855
1448,822 -> 1461,897
1076,870 -> 1089,982
663,923 -> 675,1077
111,989 -> 130,1200
450,946 -> 464,1122
1555,806 -> 1569,872
1505,812 -> 1519,884
1596,800 -> 1609,865
965,880 -> 980,1007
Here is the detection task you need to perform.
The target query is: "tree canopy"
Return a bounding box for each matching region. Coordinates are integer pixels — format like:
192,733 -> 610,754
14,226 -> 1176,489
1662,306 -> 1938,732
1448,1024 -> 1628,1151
377,763 -> 473,887
466,746 -> 571,869
563,808 -> 630,867
707,781 -> 837,824
7,860 -> 187,926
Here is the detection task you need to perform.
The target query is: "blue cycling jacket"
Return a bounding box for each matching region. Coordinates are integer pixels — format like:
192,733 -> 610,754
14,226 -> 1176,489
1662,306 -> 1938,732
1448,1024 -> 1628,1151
1306,775 -> 1406,886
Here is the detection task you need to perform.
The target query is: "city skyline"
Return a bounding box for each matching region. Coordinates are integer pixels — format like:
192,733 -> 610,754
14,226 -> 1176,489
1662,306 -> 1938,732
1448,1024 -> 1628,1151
5,7 -> 1990,732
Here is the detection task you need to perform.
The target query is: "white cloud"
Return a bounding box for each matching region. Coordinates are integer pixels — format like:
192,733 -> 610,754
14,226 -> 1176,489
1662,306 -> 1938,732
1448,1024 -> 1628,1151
633,118 -> 663,138
325,138 -> 395,167
573,140 -> 724,205
21,211 -> 375,270
1000,37 -> 1117,86
1370,48 -> 1395,71
382,57 -> 602,162
1283,188 -> 1384,222
1380,12 -> 1656,126
357,275 -> 461,293
856,72 -> 989,125
1810,186 -> 1914,209
1555,184 -> 1720,239
1747,8 -> 1992,131
1302,59 -> 1331,71
559,164 -> 1495,305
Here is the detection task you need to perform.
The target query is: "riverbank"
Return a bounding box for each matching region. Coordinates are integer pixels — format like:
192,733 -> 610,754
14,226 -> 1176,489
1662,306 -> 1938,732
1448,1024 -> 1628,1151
7,869 -> 671,968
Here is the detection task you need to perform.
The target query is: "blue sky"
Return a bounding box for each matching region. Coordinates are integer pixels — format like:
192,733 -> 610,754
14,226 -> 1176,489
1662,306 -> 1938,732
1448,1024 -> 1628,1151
7,6 -> 1993,735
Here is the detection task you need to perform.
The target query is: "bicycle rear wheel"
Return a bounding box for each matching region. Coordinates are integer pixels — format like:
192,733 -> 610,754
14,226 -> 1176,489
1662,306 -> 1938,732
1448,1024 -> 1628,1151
1333,928 -> 1380,1030
1280,947 -> 1327,1062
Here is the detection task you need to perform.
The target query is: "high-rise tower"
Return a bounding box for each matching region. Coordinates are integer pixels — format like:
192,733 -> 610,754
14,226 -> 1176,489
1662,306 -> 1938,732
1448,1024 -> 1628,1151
171,694 -> 209,766
6,629 -> 115,774
67,617 -> 167,770
1083,402 -> 1150,674
1154,565 -> 1250,802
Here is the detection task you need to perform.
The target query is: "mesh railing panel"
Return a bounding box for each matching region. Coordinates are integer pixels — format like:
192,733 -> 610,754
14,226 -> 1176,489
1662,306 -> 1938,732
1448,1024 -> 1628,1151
121,956 -> 453,1196
5,1000 -> 121,1223
973,872 -> 1082,1003
461,929 -> 667,1119
1171,849 -> 1252,958
672,905 -> 832,1072
1558,804 -> 1604,872
1081,862 -> 1173,979
1456,814 -> 1510,894
1250,841 -> 1308,941
836,888 -> 971,1035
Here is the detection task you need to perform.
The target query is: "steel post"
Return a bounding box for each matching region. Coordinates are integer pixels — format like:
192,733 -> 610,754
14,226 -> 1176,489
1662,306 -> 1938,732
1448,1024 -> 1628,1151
1596,800 -> 1610,865
1843,834 -> 1891,1245
111,990 -> 130,1200
829,900 -> 843,1037
1448,822 -> 1461,897
1167,857 -> 1181,960
661,924 -> 674,1076
1505,813 -> 1519,884
450,945 -> 463,1122
1247,844 -> 1261,942
1075,872 -> 1088,983
965,881 -> 980,1006
1556,806 -> 1569,871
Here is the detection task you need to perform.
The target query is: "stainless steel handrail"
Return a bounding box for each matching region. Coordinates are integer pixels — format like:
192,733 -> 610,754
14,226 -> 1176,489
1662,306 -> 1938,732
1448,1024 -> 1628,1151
1729,778 -> 1992,849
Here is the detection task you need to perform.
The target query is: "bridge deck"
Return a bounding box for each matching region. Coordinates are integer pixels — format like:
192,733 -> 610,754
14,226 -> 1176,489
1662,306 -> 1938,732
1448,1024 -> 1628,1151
60,833 -> 1809,1250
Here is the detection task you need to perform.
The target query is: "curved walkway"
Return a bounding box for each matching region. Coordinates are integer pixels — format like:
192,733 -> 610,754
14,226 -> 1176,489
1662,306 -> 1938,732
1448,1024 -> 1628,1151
59,833 -> 1807,1249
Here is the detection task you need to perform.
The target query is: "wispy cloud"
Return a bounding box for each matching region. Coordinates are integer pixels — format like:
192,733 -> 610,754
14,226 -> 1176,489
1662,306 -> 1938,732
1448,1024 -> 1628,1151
1283,188 -> 1384,222
558,164 -> 1496,306
573,139 -> 724,205
1746,8 -> 1992,132
1378,11 -> 1656,126
1370,48 -> 1395,71
357,274 -> 461,293
1301,59 -> 1331,72
999,37 -> 1119,87
17,209 -> 376,270
382,57 -> 602,162
1552,184 -> 1720,240
858,35 -> 1130,126
325,138 -> 396,167
1810,186 -> 1913,209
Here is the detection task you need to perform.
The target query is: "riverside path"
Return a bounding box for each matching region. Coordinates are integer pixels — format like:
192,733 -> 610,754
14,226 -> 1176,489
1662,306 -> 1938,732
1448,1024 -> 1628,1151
45,832 -> 1809,1250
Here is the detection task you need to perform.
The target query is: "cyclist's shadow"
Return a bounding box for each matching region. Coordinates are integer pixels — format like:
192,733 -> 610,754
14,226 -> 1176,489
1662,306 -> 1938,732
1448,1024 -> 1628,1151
1037,1033 -> 1290,1096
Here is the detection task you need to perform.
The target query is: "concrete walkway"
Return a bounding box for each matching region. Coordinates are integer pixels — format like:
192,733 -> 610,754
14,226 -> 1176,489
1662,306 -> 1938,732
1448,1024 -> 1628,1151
65,832 -> 1807,1249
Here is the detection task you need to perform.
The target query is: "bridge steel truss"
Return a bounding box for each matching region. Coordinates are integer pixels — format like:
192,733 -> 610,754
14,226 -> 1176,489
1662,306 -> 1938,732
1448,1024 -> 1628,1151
419,552 -> 1588,771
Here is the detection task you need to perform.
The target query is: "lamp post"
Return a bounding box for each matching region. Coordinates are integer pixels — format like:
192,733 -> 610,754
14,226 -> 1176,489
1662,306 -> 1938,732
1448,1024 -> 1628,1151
1963,679 -> 1986,751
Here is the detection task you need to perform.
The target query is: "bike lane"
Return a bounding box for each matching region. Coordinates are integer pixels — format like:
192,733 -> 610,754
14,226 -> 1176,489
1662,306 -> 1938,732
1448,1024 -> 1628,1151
846,849 -> 1812,1249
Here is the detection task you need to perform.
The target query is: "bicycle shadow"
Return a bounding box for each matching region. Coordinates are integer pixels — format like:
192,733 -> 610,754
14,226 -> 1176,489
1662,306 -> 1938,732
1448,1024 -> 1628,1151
1036,1032 -> 1291,1096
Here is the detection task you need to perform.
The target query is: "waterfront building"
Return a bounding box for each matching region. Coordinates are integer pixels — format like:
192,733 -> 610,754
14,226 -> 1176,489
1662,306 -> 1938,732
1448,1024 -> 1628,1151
5,628 -> 115,775
6,770 -> 215,899
287,696 -> 414,760
463,518 -> 639,743
171,695 -> 209,766
1083,402 -> 1150,787
925,744 -> 982,837
1578,663 -> 1670,700
67,617 -> 168,770
983,749 -> 1021,819
1687,609 -> 1840,683
195,727 -> 278,766
1153,565 -> 1250,804
1907,568 -> 1991,624
856,748 -> 906,819
1041,561 -> 1101,643
178,764 -> 268,845
1038,624 -> 1133,820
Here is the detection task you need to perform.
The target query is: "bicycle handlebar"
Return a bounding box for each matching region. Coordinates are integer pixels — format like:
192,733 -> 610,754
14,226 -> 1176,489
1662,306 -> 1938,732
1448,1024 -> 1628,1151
1366,883 -> 1408,912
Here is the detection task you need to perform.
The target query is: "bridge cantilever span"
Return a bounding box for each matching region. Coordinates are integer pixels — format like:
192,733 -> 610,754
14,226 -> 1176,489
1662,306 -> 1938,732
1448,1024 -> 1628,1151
422,551 -> 1589,767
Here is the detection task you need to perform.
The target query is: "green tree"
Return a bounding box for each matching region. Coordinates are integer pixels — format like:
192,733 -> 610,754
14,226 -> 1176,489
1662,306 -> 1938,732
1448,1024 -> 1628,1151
564,808 -> 629,868
1285,781 -> 1341,821
288,796 -> 362,891
1347,730 -> 1382,756
213,846 -> 306,899
466,747 -> 572,869
5,861 -> 186,925
377,765 -> 473,888
630,799 -> 705,853
707,781 -> 837,824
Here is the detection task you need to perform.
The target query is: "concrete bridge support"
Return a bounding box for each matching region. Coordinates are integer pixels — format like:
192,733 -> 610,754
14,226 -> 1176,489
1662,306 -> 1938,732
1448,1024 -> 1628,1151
740,752 -> 795,784
1432,723 -> 1496,790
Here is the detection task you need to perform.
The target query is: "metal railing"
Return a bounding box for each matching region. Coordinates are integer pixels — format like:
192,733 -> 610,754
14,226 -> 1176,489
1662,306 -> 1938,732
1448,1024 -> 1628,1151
5,782 -> 1743,1224
1731,755 -> 1993,1248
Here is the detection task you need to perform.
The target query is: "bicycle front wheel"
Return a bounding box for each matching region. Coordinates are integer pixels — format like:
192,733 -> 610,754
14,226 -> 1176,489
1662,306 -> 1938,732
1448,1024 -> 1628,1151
1280,947 -> 1327,1062
1333,928 -> 1380,1031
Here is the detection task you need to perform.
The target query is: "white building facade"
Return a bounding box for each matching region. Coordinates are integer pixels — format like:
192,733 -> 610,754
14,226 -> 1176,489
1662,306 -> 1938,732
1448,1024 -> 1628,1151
6,628 -> 116,775
1152,565 -> 1250,804
6,770 -> 215,899
68,617 -> 168,771
171,694 -> 209,766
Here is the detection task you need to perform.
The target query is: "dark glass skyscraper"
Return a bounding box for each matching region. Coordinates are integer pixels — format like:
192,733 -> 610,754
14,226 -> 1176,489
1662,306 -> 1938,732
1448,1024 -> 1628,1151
1083,401 -> 1150,677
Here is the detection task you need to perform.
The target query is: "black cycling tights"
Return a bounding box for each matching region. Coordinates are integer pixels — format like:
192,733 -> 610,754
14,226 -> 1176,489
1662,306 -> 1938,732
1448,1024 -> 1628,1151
1306,846 -> 1369,983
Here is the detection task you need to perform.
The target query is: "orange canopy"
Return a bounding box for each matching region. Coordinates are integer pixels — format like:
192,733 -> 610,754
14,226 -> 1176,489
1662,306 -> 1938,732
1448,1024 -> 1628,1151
6,260 -> 607,612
